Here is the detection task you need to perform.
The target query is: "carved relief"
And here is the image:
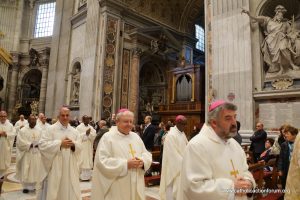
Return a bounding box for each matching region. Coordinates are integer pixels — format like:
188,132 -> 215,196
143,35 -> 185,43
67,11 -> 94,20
102,17 -> 118,119
271,78 -> 293,90
121,49 -> 130,108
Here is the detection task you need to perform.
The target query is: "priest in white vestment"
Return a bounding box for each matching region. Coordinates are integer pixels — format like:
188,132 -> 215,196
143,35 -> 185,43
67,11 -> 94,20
91,109 -> 152,200
39,107 -> 82,200
0,111 -> 16,196
177,100 -> 255,200
76,115 -> 96,181
14,114 -> 28,135
36,113 -> 50,136
160,115 -> 188,200
16,115 -> 43,193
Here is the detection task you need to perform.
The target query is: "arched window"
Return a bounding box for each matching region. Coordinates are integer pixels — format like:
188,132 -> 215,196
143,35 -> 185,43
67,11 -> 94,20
176,74 -> 192,101
34,1 -> 56,38
195,25 -> 205,52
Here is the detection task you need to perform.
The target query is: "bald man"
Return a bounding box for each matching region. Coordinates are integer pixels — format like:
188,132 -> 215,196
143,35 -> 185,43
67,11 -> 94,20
14,114 -> 28,135
250,122 -> 267,163
39,107 -> 82,200
159,115 -> 188,200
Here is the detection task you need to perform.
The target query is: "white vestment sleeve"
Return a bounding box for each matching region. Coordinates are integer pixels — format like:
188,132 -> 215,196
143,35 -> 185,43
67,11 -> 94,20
39,129 -> 62,174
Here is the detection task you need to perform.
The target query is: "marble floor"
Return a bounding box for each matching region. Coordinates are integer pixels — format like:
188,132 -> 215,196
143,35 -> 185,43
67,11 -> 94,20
1,149 -> 159,200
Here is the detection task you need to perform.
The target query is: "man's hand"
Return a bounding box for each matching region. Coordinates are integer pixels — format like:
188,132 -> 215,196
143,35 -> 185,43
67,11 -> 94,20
127,158 -> 144,169
86,128 -> 91,136
0,131 -> 7,137
61,138 -> 74,149
234,176 -> 253,196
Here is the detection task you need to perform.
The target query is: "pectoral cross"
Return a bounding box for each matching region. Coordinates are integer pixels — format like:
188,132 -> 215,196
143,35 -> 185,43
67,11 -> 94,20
32,133 -> 37,141
230,159 -> 239,178
129,144 -> 136,158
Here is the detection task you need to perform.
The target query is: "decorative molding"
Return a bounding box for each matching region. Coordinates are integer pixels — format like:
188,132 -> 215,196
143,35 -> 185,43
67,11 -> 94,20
121,49 -> 130,108
102,16 -> 118,119
271,78 -> 293,90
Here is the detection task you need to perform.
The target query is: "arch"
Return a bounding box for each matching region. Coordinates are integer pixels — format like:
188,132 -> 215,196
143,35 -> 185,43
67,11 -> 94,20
179,0 -> 204,33
19,69 -> 42,116
18,66 -> 42,86
138,60 -> 167,123
70,57 -> 83,71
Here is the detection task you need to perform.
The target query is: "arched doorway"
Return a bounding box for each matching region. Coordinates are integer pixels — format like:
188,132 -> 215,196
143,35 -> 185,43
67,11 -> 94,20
139,61 -> 166,124
19,69 -> 42,116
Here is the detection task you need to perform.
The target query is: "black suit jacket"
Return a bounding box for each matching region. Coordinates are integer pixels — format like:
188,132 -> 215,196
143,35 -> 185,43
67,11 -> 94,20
142,124 -> 156,151
278,141 -> 291,178
250,129 -> 267,153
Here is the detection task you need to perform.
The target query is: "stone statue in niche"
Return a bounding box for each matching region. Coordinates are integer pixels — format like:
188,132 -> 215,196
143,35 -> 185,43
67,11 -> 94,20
242,5 -> 300,77
70,66 -> 81,105
145,101 -> 153,115
29,48 -> 40,67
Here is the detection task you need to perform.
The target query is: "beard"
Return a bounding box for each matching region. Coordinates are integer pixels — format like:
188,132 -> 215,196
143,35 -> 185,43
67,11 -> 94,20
218,124 -> 237,139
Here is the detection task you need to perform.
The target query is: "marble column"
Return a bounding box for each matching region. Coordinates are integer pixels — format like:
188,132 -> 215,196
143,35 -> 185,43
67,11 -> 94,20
38,48 -> 50,113
7,52 -> 20,119
129,48 -> 141,122
205,0 -> 253,132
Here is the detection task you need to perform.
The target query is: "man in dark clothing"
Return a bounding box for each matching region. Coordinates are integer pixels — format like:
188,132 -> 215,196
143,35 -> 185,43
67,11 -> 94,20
142,116 -> 156,151
233,121 -> 242,145
250,122 -> 267,163
93,120 -> 109,150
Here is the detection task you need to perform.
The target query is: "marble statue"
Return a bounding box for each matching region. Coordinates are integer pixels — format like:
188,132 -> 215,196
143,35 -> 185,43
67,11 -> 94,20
242,5 -> 300,74
71,67 -> 81,105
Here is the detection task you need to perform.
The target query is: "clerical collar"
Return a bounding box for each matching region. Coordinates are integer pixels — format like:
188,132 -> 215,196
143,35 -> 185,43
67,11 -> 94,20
117,129 -> 130,136
57,121 -> 69,129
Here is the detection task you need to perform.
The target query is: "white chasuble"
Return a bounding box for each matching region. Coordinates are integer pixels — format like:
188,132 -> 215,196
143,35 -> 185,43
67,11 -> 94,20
91,129 -> 152,200
178,124 -> 255,200
39,121 -> 82,200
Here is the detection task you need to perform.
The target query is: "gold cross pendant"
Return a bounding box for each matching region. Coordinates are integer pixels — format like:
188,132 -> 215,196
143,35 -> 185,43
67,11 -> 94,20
230,159 -> 239,178
129,144 -> 136,158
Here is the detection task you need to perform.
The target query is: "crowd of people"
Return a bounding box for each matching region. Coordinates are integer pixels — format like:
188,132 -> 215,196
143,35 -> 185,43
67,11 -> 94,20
0,100 -> 300,200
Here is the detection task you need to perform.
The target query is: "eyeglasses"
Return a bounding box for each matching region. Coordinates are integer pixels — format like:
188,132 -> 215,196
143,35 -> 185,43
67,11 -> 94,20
0,116 -> 7,118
